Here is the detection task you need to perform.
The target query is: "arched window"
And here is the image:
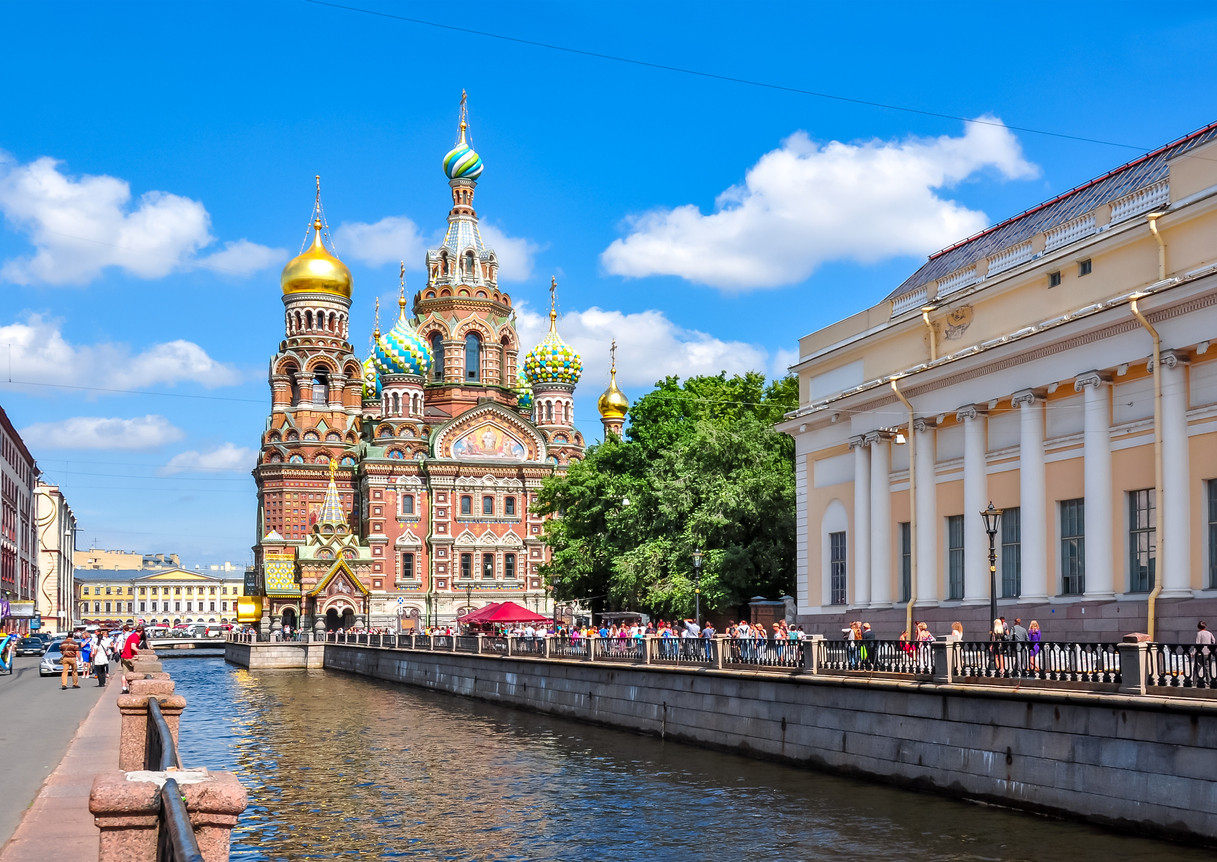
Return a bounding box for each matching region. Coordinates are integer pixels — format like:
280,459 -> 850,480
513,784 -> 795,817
313,370 -> 329,405
286,366 -> 300,405
294,311 -> 302,333
391,392 -> 401,416
430,333 -> 444,382
465,333 -> 481,381
305,310 -> 313,330
464,251 -> 476,281
500,336 -> 511,385
328,312 -> 336,332
545,401 -> 553,423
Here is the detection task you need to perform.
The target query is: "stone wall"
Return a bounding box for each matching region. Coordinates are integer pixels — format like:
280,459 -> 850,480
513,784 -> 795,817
224,641 -> 325,669
324,644 -> 1217,846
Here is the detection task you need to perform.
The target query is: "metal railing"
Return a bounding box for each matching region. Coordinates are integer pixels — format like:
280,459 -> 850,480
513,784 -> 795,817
954,640 -> 1122,684
146,698 -> 205,862
648,637 -> 717,667
1147,643 -> 1216,690
819,639 -> 931,674
592,637 -> 646,663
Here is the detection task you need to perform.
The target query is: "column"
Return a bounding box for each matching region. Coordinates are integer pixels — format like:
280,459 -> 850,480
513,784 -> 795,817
959,406 -> 988,604
913,419 -> 939,604
850,437 -> 871,608
869,433 -> 892,607
1159,352 -> 1191,596
1076,372 -> 1114,598
1013,390 -> 1048,601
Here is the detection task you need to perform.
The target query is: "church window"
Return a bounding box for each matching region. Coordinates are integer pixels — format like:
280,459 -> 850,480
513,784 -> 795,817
305,310 -> 313,330
402,553 -> 414,580
505,554 -> 516,580
287,367 -> 300,405
391,392 -> 401,416
430,333 -> 445,382
460,553 -> 472,579
482,496 -> 493,515
545,402 -> 553,423
482,553 -> 494,579
465,333 -> 481,381
504,497 -> 515,517
464,250 -> 476,280
460,495 -> 472,515
402,495 -> 415,515
313,370 -> 329,405
328,312 -> 336,332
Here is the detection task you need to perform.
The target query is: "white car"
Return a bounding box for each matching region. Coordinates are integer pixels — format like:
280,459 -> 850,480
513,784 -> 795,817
39,643 -> 83,677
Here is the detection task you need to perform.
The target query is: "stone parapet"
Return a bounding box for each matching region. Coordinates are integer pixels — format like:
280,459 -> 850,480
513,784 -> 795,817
118,693 -> 186,771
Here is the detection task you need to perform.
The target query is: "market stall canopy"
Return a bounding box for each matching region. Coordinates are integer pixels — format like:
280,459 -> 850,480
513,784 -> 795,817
457,601 -> 549,624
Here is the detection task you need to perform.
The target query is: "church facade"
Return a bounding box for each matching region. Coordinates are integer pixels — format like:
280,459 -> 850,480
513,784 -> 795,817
249,97 -> 617,634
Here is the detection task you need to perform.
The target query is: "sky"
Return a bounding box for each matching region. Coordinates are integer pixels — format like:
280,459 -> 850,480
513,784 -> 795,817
3,1 -> 1216,568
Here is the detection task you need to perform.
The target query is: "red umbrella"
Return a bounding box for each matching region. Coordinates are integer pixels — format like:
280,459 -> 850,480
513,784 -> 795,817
459,601 -> 548,624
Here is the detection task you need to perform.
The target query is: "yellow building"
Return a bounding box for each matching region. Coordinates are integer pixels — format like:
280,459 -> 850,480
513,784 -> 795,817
777,122 -> 1217,643
75,567 -> 248,626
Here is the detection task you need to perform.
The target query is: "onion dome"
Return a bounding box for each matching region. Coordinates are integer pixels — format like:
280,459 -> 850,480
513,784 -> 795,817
523,277 -> 582,386
514,367 -> 533,410
442,90 -> 484,181
374,292 -> 432,377
597,347 -> 628,421
281,218 -> 353,300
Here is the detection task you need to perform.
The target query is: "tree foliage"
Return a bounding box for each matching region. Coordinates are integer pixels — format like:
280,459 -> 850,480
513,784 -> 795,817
535,372 -> 797,620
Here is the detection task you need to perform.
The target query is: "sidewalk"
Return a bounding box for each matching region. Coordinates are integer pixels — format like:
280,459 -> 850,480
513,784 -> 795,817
0,681 -> 120,862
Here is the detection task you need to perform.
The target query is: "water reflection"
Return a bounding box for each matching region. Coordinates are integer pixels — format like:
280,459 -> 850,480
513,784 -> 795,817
171,659 -> 1205,862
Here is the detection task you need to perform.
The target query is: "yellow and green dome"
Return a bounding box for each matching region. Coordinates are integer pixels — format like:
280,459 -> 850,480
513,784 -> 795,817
361,353 -> 380,399
374,297 -> 431,377
515,367 -> 533,410
524,308 -> 582,386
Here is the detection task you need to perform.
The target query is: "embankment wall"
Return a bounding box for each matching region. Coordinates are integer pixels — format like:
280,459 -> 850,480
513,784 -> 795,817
323,644 -> 1217,845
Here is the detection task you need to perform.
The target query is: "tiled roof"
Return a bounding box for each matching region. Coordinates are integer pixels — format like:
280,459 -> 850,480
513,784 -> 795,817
886,121 -> 1217,302
74,568 -> 238,581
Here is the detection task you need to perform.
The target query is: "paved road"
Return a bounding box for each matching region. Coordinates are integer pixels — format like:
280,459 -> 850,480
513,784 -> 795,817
0,655 -> 105,849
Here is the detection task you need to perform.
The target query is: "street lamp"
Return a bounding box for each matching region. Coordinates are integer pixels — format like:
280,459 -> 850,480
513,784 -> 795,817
980,502 -> 1003,636
691,548 -> 703,628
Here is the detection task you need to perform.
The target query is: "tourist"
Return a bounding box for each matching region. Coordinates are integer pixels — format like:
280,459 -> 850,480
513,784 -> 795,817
1012,618 -> 1029,674
120,624 -> 141,692
947,622 -> 964,642
93,632 -> 111,687
1194,622 -> 1215,686
60,629 -> 81,690
991,618 -> 1006,674
1027,620 -> 1042,671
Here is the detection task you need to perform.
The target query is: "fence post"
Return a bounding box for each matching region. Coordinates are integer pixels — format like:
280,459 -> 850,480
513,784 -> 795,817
801,634 -> 822,674
715,636 -> 728,670
643,635 -> 654,665
89,773 -> 161,861
931,642 -> 954,683
543,636 -> 551,659
1117,641 -> 1149,695
586,636 -> 597,663
118,690 -> 185,772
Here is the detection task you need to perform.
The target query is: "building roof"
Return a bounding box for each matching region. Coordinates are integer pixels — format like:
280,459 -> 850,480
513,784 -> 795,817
73,567 -> 242,582
886,120 -> 1217,303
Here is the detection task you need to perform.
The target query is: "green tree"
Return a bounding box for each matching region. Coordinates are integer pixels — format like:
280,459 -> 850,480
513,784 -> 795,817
536,372 -> 797,620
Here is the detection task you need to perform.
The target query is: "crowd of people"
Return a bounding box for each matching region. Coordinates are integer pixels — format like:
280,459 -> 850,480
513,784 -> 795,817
55,623 -> 146,692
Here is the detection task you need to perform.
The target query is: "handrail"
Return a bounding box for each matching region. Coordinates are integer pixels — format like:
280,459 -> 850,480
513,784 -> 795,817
146,697 -> 181,771
157,777 -> 204,862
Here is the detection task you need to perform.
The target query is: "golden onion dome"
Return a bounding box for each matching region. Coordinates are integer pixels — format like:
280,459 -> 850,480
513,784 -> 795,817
597,366 -> 629,420
281,219 -> 353,299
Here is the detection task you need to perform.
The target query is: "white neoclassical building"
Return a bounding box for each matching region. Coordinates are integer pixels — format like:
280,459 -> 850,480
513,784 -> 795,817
778,122 -> 1217,642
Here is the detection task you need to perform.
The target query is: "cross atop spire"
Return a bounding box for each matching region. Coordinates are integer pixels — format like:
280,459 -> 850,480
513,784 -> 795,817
610,339 -> 617,372
549,276 -> 558,325
457,89 -> 470,147
399,261 -> 407,312
373,297 -> 381,339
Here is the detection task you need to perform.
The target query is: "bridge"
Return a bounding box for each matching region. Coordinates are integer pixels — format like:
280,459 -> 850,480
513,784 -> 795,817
148,638 -> 226,656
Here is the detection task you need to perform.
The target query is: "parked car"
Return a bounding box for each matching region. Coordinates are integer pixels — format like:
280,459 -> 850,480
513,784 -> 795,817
17,637 -> 46,656
40,643 -> 75,677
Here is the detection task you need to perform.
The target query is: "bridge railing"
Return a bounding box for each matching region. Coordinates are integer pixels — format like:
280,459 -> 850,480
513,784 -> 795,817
816,639 -> 929,674
1146,643 -> 1216,690
648,636 -> 716,667
953,640 -> 1122,684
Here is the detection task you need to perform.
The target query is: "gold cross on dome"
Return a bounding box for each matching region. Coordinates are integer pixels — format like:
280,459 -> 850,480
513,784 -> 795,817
610,339 -> 617,371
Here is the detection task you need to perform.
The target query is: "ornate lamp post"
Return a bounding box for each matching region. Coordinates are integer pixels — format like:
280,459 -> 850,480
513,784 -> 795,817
465,581 -> 473,619
980,502 -> 1003,636
692,548 -> 703,628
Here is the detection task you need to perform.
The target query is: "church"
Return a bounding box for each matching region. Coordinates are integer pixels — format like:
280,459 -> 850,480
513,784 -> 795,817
248,95 -> 630,634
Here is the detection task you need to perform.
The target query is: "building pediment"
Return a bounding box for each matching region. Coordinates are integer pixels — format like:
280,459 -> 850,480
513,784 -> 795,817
306,559 -> 370,598
431,402 -> 546,463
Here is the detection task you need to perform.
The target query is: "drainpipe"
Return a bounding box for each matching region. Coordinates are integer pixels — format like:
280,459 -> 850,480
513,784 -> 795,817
890,379 -> 917,639
921,306 -> 938,362
1130,212 -> 1166,641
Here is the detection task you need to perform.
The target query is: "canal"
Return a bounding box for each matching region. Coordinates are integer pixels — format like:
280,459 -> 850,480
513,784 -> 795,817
171,658 -> 1204,861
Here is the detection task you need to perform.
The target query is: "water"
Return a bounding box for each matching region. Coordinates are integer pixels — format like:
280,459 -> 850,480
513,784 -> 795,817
171,658 -> 1204,861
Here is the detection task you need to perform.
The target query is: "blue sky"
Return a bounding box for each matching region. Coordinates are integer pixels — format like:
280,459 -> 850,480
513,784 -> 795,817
3,1 -> 1216,567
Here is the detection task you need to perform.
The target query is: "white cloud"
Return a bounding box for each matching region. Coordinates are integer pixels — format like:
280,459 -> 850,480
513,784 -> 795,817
515,303 -> 770,390
0,152 -> 281,285
197,240 -> 287,276
769,347 -> 799,379
333,216 -> 427,268
0,313 -> 241,390
334,216 -> 541,282
601,117 -> 1039,291
161,442 -> 256,475
21,415 -> 184,450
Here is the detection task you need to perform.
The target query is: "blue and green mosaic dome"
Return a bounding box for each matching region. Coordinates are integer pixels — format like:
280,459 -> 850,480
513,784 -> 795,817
374,306 -> 432,377
443,141 -> 483,181
523,312 -> 582,386
361,353 -> 381,399
515,367 -> 533,410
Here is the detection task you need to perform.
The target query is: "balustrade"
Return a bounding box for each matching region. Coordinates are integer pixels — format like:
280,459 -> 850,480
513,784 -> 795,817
1146,643 -> 1216,690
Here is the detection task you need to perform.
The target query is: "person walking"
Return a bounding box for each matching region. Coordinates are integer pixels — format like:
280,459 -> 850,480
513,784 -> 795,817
1194,622 -> 1215,687
92,633 -> 111,686
1012,618 -> 1029,674
59,630 -> 81,690
1027,620 -> 1042,672
119,624 -> 141,693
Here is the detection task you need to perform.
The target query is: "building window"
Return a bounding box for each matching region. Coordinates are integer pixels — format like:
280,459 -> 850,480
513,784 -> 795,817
482,553 -> 494,579
1001,506 -> 1021,598
105,602 -> 111,613
460,553 -> 471,579
402,553 -> 415,581
460,496 -> 472,516
139,602 -> 146,612
898,522 -> 911,603
175,602 -> 181,612
93,602 -> 99,613
106,586 -> 112,595
1129,489 -> 1156,593
1048,270 -> 1061,288
829,531 -> 847,606
465,333 -> 481,381
482,496 -> 493,515
505,497 -> 516,517
947,515 -> 964,600
402,495 -> 415,516
1209,480 -> 1217,590
1078,259 -> 1092,277
210,602 -> 216,612
1060,498 -> 1086,595
430,333 -> 445,382
505,553 -> 516,580
83,587 -> 89,595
